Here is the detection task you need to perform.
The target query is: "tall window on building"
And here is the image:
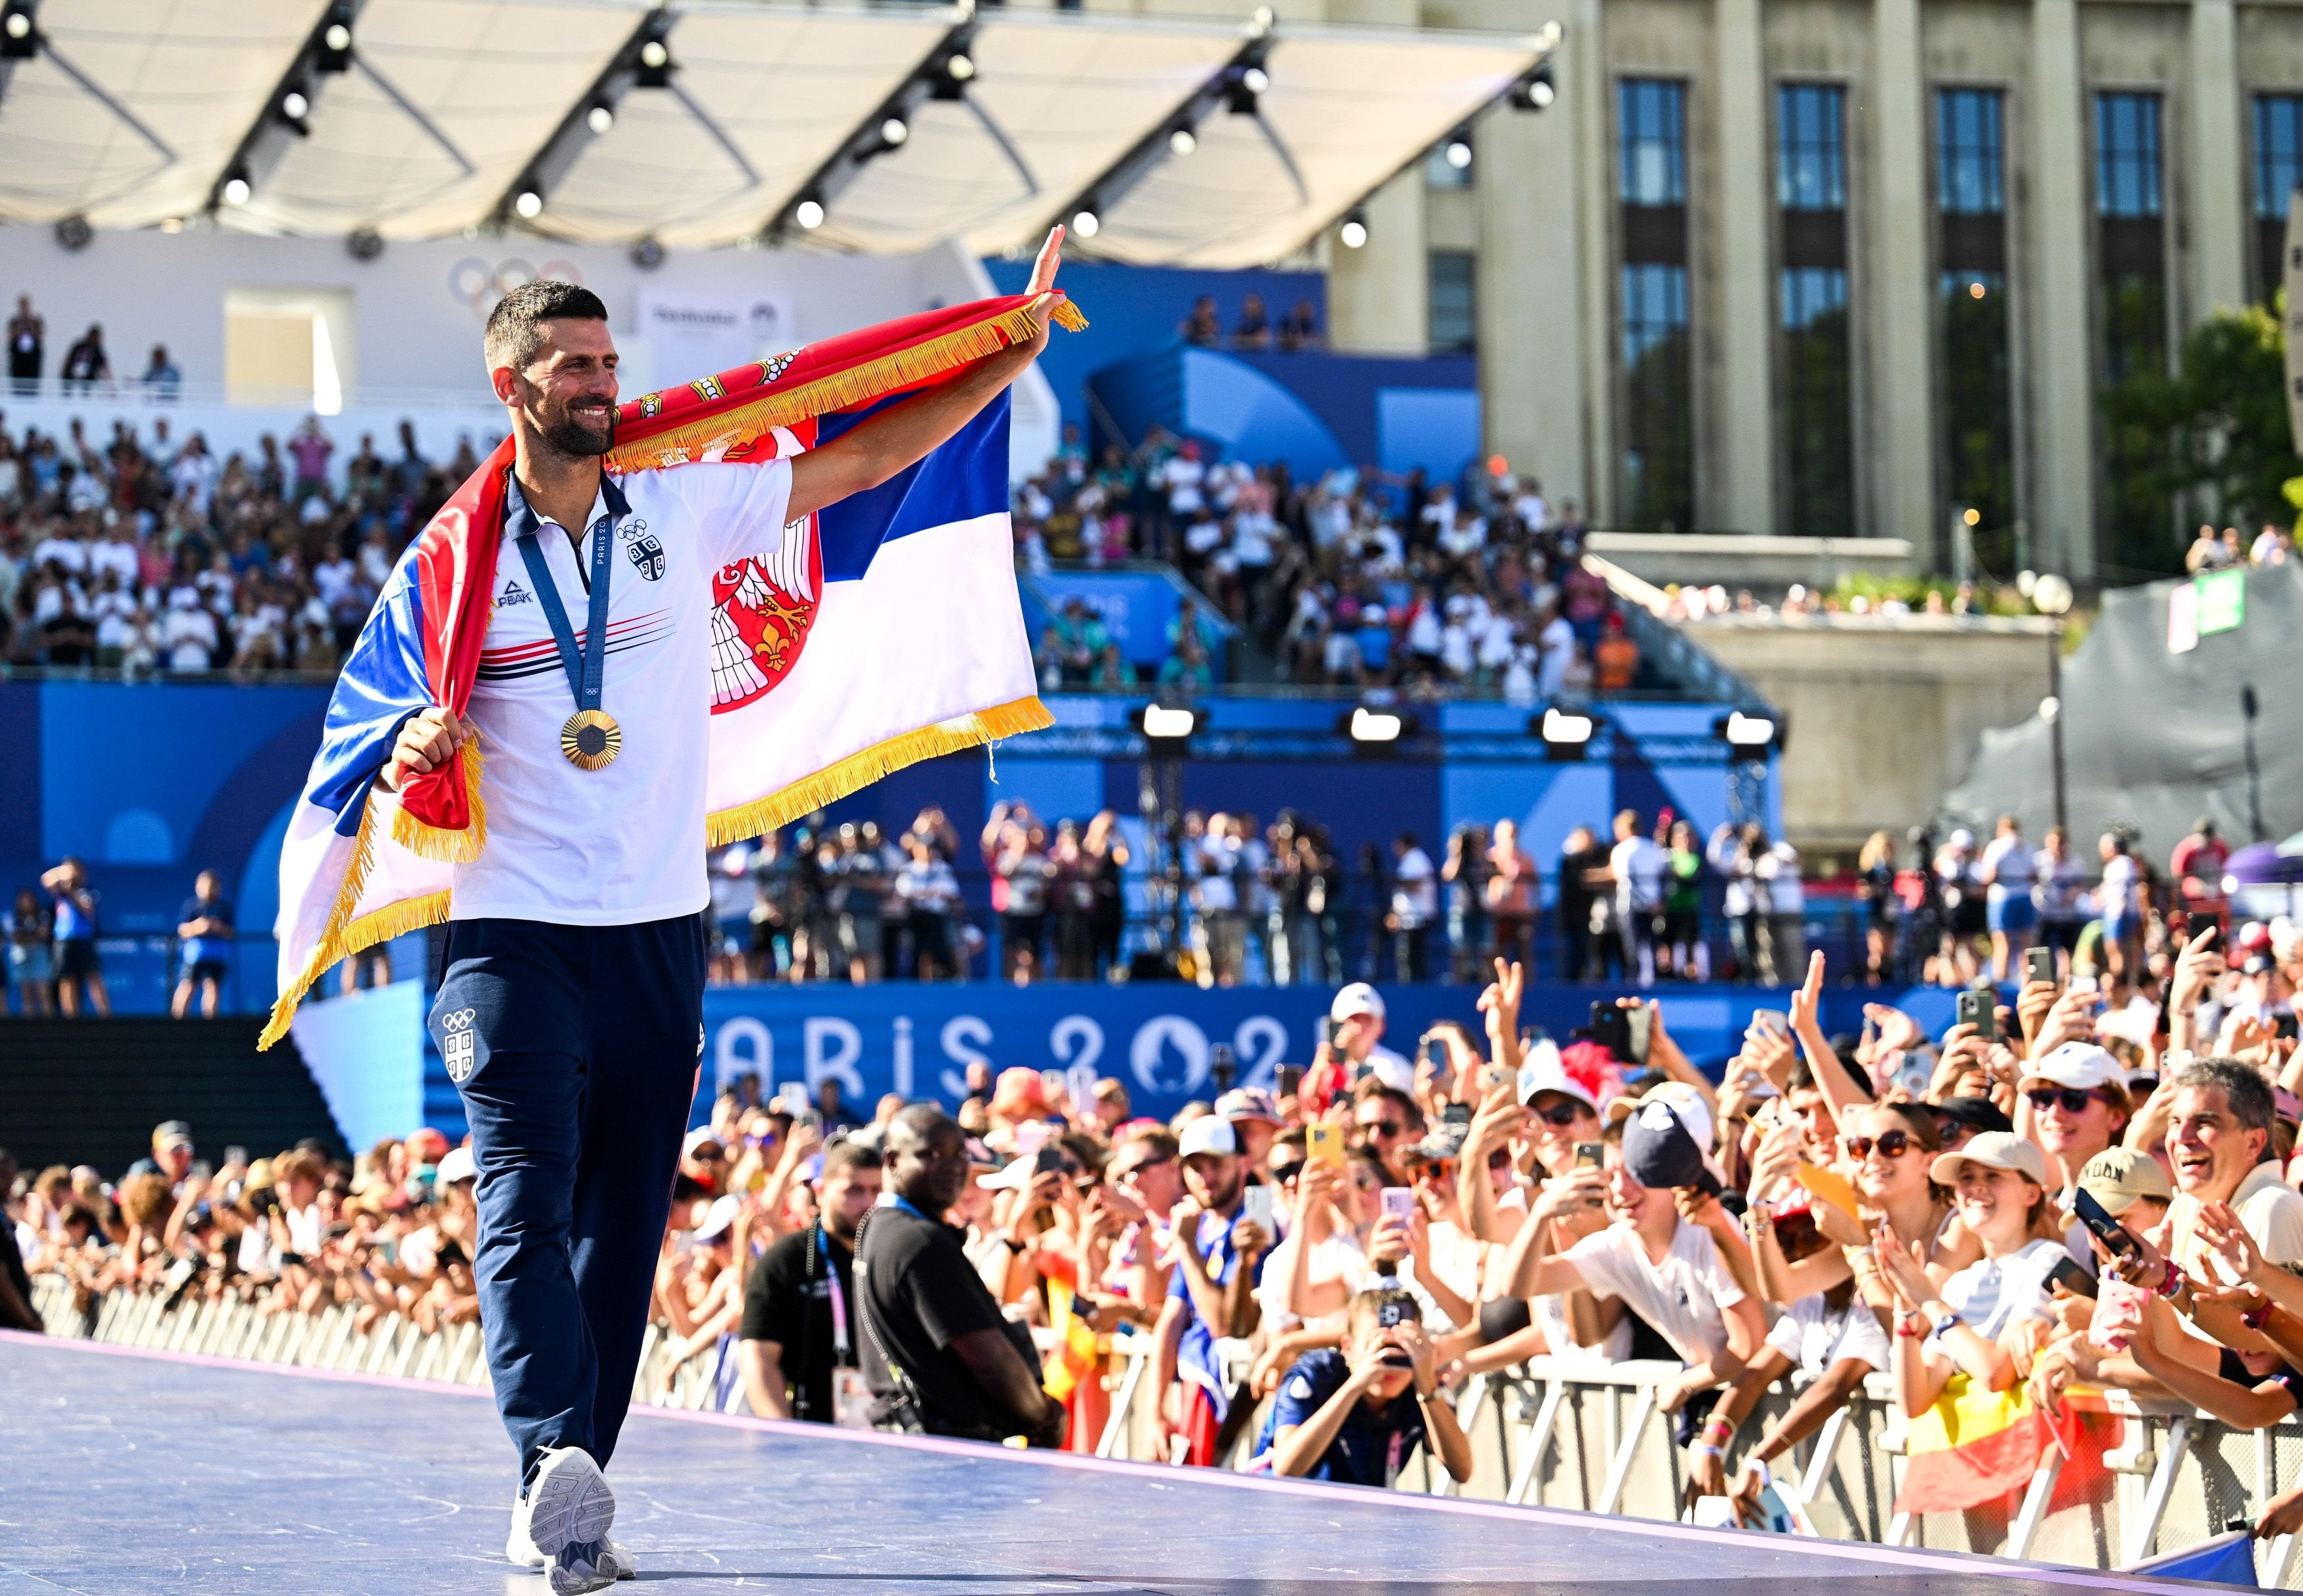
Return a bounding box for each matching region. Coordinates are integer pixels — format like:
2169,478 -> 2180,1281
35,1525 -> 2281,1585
2253,94 -> 2303,299
1934,87 -> 2013,554
1617,79 -> 1692,532
2095,89 -> 2170,572
1775,84 -> 1851,536
1429,251 -> 1476,353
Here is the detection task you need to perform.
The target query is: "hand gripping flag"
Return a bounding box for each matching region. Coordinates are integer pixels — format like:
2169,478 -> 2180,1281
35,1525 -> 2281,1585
261,291 -> 1084,1048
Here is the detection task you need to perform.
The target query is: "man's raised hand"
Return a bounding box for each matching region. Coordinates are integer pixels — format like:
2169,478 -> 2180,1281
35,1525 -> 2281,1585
380,706 -> 468,793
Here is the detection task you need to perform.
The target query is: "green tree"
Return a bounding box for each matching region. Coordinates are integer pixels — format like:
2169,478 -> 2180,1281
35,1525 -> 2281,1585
2101,295 -> 2302,574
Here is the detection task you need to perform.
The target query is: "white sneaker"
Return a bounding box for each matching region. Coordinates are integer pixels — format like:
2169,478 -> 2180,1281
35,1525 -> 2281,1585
549,1539 -> 617,1595
512,1447 -> 616,1566
509,1518 -> 636,1580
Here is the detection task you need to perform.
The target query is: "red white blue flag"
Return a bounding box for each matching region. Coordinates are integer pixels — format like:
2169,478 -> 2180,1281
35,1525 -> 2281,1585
263,293 -> 1082,1046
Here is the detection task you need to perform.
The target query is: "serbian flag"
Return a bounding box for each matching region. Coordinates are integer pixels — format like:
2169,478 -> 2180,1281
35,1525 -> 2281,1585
1894,1373 -> 2099,1514
261,291 -> 1084,1048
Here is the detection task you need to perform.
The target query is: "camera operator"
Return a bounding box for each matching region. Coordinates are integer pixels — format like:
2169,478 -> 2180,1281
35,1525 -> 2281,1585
1265,1285 -> 1472,1486
855,1106 -> 1062,1446
739,1141 -> 883,1422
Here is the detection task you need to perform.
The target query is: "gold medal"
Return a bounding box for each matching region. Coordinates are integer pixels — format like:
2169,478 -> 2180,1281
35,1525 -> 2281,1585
561,709 -> 622,771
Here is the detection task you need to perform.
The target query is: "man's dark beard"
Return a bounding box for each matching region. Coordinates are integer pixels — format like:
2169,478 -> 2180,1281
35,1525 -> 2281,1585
536,402 -> 615,459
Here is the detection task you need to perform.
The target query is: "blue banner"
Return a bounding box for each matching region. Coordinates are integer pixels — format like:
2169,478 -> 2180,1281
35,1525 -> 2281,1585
694,980 -> 1956,1127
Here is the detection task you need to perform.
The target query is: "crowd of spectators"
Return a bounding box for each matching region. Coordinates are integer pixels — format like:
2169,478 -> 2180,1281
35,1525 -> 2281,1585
0,396 -> 487,674
2185,520 -> 2296,573
25,921 -> 2303,1547
4,805 -> 2228,1020
1011,428 -> 1632,700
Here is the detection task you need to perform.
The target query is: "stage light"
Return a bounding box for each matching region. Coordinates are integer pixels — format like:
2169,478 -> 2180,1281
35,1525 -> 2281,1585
317,9 -> 353,72
1140,703 -> 1198,741
1347,707 -> 1405,745
1248,5 -> 1275,36
2032,573 -> 2073,617
222,175 -> 251,207
630,237 -> 665,270
1169,126 -> 1196,157
636,33 -> 673,88
1538,19 -> 1564,49
346,228 -> 384,261
587,103 -> 615,135
514,189 -> 544,219
794,197 -> 825,230
281,90 -> 309,120
881,116 -> 909,147
1538,707 -> 1595,760
945,52 -> 974,81
54,214 -> 91,252
1719,710 -> 1778,751
1515,64 -> 1556,111
1444,138 -> 1472,170
1338,211 -> 1367,249
1242,66 -> 1269,94
1072,209 -> 1100,237
2,8 -> 30,42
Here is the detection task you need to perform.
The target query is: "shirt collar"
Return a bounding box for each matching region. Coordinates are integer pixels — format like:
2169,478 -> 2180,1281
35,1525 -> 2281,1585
502,467 -> 628,540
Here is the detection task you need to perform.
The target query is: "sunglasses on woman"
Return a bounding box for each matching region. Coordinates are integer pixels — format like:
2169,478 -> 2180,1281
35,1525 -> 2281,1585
2026,1087 -> 2101,1114
1840,1129 -> 1912,1160
1530,1101 -> 1584,1128
1269,1160 -> 1305,1185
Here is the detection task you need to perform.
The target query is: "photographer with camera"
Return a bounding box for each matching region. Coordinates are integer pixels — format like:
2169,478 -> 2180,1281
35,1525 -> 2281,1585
1264,1284 -> 1472,1485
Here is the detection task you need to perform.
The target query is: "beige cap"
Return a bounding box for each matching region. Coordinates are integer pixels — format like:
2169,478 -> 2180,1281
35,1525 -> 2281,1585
2076,1146 -> 2173,1214
1929,1130 -> 2048,1188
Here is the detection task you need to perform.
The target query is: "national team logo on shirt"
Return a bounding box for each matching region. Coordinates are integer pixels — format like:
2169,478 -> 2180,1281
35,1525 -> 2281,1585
707,515 -> 821,711
624,526 -> 665,582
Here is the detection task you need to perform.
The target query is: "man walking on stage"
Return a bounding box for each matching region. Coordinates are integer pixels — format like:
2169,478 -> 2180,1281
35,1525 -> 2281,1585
381,231 -> 1065,1593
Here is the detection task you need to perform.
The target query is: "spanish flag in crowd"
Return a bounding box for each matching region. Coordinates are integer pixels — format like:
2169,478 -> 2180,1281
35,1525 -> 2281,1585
1894,1374 -> 2106,1514
262,293 -> 1082,1047
1038,1253 -> 1101,1409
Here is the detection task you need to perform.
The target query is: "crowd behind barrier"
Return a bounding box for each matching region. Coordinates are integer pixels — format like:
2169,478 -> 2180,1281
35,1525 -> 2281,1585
15,874 -> 2303,1587
11,794 -> 2221,1017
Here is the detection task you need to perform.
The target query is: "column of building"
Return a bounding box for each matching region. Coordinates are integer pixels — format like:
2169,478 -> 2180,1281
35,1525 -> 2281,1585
1712,0 -> 1775,534
2028,0 -> 2098,582
1871,0 -> 1936,553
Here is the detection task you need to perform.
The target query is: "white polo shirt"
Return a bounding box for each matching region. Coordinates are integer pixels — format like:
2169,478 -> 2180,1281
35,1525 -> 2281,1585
451,459 -> 795,925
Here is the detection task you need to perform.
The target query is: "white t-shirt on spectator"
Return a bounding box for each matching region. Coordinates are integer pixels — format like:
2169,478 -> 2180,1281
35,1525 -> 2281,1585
453,461 -> 794,926
1931,1238 -> 2062,1346
1159,455 -> 1206,513
1537,614 -> 1575,699
1766,1290 -> 1890,1377
1392,846 -> 1438,927
1981,834 -> 2034,896
1563,1218 -> 1746,1365
2100,855 -> 2140,916
1611,835 -> 1668,913
2169,1162 -> 2303,1272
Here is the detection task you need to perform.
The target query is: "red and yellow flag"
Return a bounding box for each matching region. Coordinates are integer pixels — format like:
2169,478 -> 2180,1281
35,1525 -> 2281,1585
1895,1374 -> 2106,1515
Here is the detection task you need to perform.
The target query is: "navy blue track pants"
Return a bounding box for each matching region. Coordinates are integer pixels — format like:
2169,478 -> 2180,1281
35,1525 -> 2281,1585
429,912 -> 706,1484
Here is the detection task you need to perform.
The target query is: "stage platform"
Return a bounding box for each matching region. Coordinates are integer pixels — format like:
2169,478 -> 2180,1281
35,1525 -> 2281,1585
0,1334 -> 2245,1594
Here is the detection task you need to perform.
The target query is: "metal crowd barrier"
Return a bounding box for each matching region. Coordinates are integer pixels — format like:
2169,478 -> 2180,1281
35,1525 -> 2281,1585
26,1276 -> 2300,1583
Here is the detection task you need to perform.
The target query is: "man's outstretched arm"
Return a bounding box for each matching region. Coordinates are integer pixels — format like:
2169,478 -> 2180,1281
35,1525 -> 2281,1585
786,226 -> 1063,525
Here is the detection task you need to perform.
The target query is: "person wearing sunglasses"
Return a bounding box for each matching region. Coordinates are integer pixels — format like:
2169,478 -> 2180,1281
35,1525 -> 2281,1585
1351,1084 -> 1425,1186
2012,1042 -> 2131,1259
1748,1099 -> 1973,1322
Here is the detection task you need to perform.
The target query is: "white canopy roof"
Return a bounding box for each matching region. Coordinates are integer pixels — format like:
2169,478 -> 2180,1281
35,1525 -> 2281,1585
0,0 -> 1544,266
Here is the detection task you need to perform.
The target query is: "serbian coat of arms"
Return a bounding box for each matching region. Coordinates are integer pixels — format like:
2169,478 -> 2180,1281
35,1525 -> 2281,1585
709,512 -> 820,711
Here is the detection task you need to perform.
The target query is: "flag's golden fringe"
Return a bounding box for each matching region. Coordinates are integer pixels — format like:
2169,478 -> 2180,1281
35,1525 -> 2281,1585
605,296 -> 1087,477
388,737 -> 487,862
256,696 -> 1053,1050
705,695 -> 1053,847
257,795 -> 384,1051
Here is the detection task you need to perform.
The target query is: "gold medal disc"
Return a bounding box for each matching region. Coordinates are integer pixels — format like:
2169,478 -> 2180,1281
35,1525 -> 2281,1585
561,709 -> 622,771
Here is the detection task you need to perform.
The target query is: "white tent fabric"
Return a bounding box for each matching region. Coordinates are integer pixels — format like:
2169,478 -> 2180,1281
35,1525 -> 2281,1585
0,0 -> 1541,266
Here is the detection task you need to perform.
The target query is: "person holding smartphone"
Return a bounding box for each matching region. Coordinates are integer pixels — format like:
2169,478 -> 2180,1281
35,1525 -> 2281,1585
2011,1041 -> 2131,1255
1263,1286 -> 1473,1486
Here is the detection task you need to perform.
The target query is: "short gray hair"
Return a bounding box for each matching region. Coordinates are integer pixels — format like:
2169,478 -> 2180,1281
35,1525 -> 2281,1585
2169,1057 -> 2276,1151
482,280 -> 607,375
